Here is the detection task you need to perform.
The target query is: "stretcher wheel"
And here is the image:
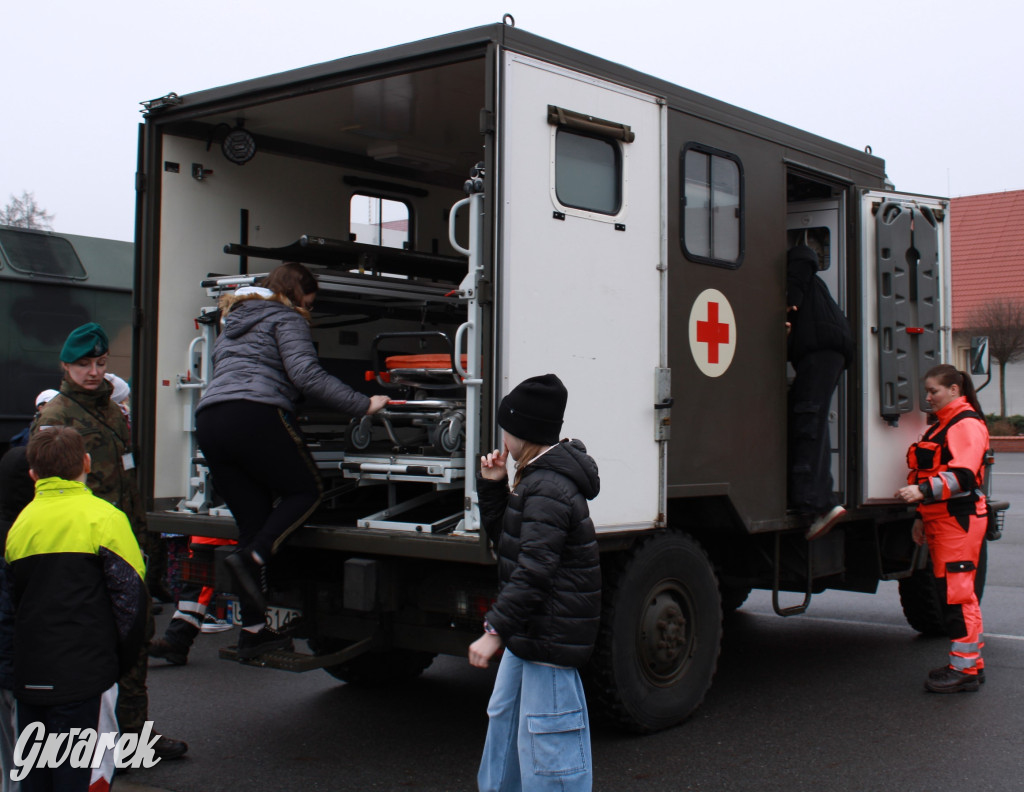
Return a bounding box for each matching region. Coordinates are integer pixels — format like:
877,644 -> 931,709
348,415 -> 373,451
431,412 -> 464,453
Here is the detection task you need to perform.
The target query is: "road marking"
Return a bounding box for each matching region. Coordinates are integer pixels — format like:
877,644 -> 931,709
984,632 -> 1024,642
749,611 -> 1024,641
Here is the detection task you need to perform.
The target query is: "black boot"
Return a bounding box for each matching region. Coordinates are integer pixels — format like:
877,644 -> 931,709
152,735 -> 189,760
148,637 -> 189,666
924,666 -> 980,693
929,664 -> 985,684
236,627 -> 293,660
224,550 -> 266,615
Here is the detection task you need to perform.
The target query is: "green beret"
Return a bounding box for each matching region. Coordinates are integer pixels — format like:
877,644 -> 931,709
60,322 -> 110,363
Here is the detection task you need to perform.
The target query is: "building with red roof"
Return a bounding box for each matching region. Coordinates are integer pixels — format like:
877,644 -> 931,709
950,190 -> 1024,416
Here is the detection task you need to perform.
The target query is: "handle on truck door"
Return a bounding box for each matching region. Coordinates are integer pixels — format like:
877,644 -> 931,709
448,197 -> 472,257
453,322 -> 482,385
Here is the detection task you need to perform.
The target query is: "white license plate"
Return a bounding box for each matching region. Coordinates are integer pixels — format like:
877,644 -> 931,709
266,606 -> 302,632
226,602 -> 301,630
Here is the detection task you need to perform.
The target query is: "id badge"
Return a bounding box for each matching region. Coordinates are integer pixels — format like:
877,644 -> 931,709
122,452 -> 135,471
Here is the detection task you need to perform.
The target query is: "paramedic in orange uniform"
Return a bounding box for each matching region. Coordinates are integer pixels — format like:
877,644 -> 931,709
895,364 -> 989,693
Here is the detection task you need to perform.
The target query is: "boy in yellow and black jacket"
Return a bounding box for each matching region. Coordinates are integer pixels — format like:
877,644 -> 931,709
5,426 -> 147,791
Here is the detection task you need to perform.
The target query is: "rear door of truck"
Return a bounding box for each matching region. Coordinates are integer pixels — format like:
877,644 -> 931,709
498,51 -> 666,531
859,190 -> 952,504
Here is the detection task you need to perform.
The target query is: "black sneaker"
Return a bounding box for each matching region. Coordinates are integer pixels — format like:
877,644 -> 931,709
224,550 -> 266,614
236,627 -> 293,660
929,665 -> 985,684
924,666 -> 980,693
148,637 -> 189,666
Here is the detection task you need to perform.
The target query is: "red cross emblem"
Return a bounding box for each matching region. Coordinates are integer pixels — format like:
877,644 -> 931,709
696,301 -> 730,364
689,289 -> 736,377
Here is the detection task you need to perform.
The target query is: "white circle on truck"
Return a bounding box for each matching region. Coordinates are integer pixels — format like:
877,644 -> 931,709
689,289 -> 736,377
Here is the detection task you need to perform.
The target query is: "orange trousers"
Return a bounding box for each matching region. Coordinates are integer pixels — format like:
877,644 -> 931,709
925,510 -> 986,673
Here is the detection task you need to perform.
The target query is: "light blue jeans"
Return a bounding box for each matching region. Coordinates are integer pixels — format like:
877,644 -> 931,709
478,649 -> 592,792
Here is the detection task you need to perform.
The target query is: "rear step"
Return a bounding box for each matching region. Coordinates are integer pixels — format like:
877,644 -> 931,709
219,635 -> 379,671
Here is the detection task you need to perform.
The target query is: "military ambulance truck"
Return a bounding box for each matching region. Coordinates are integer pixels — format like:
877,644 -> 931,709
0,226 -> 133,452
134,21 -> 991,732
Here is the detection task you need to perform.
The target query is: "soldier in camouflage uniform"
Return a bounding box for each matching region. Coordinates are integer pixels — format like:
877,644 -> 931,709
32,322 -> 187,760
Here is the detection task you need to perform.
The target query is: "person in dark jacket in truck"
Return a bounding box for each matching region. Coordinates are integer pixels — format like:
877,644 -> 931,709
195,262 -> 388,660
469,374 -> 601,792
786,244 -> 855,540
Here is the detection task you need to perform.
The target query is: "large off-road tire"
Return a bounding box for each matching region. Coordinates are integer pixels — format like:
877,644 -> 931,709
898,541 -> 988,636
719,583 -> 752,614
585,532 -> 722,733
312,641 -> 436,686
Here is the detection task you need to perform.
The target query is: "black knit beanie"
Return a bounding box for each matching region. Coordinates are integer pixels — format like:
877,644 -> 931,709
497,374 -> 568,445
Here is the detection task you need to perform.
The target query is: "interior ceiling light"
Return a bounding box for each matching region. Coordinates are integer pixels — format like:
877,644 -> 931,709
221,121 -> 256,165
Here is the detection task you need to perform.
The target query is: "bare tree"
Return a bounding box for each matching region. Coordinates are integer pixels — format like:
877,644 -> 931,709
967,298 -> 1024,417
0,190 -> 55,230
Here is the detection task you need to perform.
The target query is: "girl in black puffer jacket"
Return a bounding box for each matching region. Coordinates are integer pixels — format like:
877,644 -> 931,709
469,374 -> 600,792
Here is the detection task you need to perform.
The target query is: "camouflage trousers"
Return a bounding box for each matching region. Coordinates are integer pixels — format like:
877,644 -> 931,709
116,595 -> 154,734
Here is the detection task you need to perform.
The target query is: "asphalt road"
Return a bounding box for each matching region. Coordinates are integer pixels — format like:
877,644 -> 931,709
117,455 -> 1024,792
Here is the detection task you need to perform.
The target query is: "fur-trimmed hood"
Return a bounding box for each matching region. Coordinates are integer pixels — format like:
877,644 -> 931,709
218,286 -> 311,330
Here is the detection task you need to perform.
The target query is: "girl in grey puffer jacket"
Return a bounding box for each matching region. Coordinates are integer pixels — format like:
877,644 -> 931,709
195,262 -> 388,660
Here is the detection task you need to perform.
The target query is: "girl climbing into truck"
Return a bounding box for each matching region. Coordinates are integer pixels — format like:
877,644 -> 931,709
468,374 -> 602,792
194,262 -> 389,660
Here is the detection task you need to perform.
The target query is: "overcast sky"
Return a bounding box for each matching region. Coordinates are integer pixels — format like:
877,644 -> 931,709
4,0 -> 1022,241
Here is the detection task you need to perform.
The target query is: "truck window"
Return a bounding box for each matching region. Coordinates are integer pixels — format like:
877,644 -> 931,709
349,194 -> 410,250
0,228 -> 87,279
554,129 -> 622,215
681,144 -> 744,268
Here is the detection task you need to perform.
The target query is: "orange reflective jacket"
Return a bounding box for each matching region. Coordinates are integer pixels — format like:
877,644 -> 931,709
907,396 -> 988,519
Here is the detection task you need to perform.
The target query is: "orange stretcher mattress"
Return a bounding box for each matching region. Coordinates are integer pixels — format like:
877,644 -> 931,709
385,354 -> 468,370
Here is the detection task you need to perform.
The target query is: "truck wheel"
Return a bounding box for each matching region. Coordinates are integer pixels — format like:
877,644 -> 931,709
585,532 -> 722,733
898,541 -> 988,636
719,583 -> 752,613
313,642 -> 436,685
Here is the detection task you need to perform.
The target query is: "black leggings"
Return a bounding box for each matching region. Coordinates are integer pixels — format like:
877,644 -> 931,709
195,401 -> 322,563
787,349 -> 845,514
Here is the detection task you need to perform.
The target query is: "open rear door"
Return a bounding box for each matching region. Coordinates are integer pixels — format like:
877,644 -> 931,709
498,52 -> 665,531
859,190 -> 952,503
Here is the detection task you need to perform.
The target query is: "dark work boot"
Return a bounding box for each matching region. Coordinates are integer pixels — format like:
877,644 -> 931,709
148,637 -> 189,666
924,666 -> 980,693
152,735 -> 189,760
224,550 -> 266,615
929,665 -> 985,684
119,731 -> 188,761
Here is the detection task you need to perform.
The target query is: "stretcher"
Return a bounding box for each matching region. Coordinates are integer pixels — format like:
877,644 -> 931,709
348,346 -> 468,455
